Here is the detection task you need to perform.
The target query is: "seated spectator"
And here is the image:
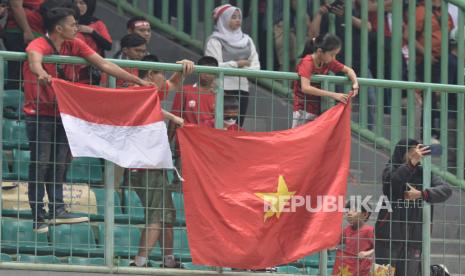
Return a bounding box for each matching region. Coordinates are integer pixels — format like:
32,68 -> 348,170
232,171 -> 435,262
168,55 -> 218,139
127,15 -> 151,43
205,4 -> 260,128
23,7 -> 152,233
75,0 -> 112,84
332,201 -> 374,276
4,0 -> 45,89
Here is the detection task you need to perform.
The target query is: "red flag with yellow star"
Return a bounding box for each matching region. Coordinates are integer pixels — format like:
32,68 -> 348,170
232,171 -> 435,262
177,102 -> 351,269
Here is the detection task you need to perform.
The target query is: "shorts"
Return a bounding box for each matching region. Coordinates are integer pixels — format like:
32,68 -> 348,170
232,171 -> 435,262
292,110 -> 318,128
124,169 -> 176,225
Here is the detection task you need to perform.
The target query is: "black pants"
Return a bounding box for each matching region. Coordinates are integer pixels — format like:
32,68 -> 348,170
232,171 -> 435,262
225,90 -> 249,127
3,32 -> 26,90
375,240 -> 422,276
26,116 -> 71,221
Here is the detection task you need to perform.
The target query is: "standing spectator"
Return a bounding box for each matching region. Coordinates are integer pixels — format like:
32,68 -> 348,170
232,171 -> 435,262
100,33 -> 146,87
292,34 -> 358,128
75,0 -> 112,84
23,7 -> 152,233
127,54 -> 186,269
127,15 -> 151,43
168,56 -> 218,135
273,0 -> 313,71
332,201 -> 374,276
205,4 -> 260,127
375,139 -> 452,276
4,0 -> 45,89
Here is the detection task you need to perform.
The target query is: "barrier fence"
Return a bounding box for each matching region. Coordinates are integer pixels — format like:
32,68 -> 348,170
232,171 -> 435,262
0,51 -> 464,275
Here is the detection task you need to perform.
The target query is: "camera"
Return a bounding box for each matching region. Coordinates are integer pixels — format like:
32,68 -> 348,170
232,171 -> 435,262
328,0 -> 344,13
423,144 -> 442,156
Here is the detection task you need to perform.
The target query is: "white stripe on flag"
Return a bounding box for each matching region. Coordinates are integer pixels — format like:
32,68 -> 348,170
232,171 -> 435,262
61,114 -> 173,169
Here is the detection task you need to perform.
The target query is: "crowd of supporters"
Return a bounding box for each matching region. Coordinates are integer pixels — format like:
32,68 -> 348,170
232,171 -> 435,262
0,0 -> 460,274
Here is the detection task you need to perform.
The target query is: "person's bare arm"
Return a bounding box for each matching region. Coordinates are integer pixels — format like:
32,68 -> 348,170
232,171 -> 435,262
10,0 -> 35,44
27,51 -> 52,84
308,5 -> 329,38
352,16 -> 372,32
166,59 -> 195,90
341,66 -> 359,95
85,53 -> 151,86
300,76 -> 349,103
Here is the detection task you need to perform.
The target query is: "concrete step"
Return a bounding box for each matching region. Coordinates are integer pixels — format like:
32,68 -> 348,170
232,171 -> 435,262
432,238 -> 465,256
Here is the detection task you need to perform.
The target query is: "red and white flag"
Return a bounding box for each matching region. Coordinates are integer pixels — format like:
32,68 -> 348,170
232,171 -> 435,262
51,78 -> 173,169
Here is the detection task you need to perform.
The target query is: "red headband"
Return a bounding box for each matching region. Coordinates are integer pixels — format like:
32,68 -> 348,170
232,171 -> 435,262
213,4 -> 232,21
133,21 -> 150,28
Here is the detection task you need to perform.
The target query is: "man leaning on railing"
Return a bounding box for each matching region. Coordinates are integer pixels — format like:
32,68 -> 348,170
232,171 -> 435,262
23,7 -> 152,233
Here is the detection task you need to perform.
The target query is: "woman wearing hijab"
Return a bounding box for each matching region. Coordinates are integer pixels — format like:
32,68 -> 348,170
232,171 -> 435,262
75,0 -> 112,84
205,4 -> 260,127
375,139 -> 452,276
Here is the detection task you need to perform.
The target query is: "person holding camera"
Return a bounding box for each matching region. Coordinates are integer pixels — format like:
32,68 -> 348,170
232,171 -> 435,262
375,139 -> 452,276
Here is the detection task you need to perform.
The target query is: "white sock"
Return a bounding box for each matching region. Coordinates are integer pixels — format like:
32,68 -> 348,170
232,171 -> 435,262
135,256 -> 146,267
163,255 -> 176,267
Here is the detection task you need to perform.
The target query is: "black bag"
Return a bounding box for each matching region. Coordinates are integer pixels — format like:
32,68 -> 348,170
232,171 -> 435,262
431,264 -> 450,276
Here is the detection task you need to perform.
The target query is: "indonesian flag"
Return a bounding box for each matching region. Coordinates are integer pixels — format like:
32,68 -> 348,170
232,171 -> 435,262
52,78 -> 173,169
177,102 -> 351,269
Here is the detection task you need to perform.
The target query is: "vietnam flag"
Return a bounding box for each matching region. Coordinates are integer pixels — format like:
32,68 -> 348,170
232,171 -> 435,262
177,102 -> 351,269
52,78 -> 173,169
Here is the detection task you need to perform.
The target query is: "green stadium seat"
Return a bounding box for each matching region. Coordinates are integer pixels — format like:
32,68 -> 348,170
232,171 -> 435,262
305,267 -> 321,275
67,256 -> 105,266
49,223 -> 102,256
12,149 -> 30,181
121,189 -> 145,224
97,224 -> 140,258
2,119 -> 29,150
171,192 -> 185,226
276,265 -> 301,274
16,254 -> 61,264
91,188 -> 125,221
0,218 -> 51,254
0,253 -> 12,262
2,151 -> 16,180
172,227 -> 191,261
66,157 -> 103,184
3,90 -> 25,119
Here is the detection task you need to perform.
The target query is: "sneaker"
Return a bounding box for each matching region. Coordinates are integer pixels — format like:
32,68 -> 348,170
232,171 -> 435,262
33,220 -> 49,233
48,210 -> 89,224
129,260 -> 154,267
161,255 -> 183,268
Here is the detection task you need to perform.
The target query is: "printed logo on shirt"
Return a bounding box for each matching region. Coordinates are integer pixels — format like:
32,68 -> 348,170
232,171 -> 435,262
188,100 -> 196,108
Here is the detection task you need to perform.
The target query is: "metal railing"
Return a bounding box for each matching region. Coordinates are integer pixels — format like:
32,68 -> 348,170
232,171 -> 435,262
0,51 -> 464,275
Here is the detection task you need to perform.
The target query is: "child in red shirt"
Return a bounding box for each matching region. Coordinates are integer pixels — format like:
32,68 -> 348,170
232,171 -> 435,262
332,201 -> 374,276
293,34 -> 359,128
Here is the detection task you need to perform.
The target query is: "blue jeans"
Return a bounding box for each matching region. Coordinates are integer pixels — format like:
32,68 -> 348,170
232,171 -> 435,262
26,116 -> 71,220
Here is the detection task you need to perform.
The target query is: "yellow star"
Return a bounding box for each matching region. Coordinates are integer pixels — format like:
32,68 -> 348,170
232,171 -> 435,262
336,265 -> 353,276
255,175 -> 296,221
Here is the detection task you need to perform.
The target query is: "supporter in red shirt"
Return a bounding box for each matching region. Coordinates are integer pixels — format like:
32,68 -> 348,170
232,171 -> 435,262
4,0 -> 44,89
293,33 -> 358,128
201,96 -> 243,131
169,56 -> 219,138
24,7 -> 152,234
332,201 -> 374,276
127,15 -> 151,43
75,0 -> 112,84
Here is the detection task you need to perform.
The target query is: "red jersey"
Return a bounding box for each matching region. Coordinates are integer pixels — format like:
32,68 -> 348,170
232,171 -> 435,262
23,37 -> 95,116
293,55 -> 344,114
6,0 -> 45,35
75,20 -> 112,54
332,224 -> 374,276
171,84 -> 215,125
100,68 -> 139,88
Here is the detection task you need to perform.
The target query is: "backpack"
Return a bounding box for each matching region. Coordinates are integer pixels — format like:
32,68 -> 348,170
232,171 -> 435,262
431,264 -> 450,276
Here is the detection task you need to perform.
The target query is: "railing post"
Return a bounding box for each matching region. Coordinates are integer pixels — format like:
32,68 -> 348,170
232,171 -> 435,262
390,0 -> 403,148
295,0 -> 307,57
266,0 -> 274,71
162,0 -> 169,24
282,0 -> 290,72
422,87 -> 432,276
190,0 -> 199,39
204,0 -> 214,46
251,0 -> 259,47
359,0 -> 368,129
104,76 -> 116,269
0,56 -> 5,246
176,0 -> 184,33
407,0 -> 417,140
215,72 -> 224,129
456,9 -> 464,180
375,0 -> 385,137
440,0 -> 449,169
344,0 -> 352,68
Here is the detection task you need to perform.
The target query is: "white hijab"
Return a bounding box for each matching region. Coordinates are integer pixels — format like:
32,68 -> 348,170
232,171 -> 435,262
211,5 -> 250,48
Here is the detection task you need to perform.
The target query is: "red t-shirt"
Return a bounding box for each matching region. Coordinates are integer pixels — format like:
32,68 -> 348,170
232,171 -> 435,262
293,54 -> 344,114
100,68 -> 139,88
171,84 -> 215,125
23,37 -> 96,116
6,0 -> 45,35
332,224 -> 374,276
